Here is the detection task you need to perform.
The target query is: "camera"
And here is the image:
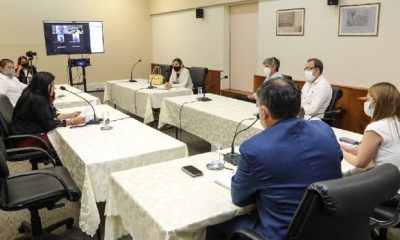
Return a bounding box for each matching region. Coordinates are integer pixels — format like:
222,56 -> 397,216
26,51 -> 37,60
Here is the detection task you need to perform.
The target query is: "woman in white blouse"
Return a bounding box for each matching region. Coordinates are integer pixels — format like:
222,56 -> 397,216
341,82 -> 400,171
165,58 -> 193,89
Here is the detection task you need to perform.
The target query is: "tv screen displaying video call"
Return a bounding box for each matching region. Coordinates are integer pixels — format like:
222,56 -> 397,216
43,21 -> 104,55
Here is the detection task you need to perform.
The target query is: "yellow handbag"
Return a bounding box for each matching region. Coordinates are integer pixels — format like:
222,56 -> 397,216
149,66 -> 164,85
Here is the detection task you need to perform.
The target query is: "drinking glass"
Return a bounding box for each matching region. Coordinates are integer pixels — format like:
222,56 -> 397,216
101,111 -> 113,130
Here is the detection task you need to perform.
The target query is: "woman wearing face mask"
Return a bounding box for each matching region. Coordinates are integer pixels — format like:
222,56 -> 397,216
246,57 -> 283,101
165,58 -> 193,90
15,56 -> 37,84
11,72 -> 85,148
341,82 -> 400,171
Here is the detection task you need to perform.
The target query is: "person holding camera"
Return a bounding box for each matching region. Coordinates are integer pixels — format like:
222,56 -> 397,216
15,55 -> 37,84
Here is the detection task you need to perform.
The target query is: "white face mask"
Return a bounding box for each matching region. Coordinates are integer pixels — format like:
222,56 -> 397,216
2,68 -> 15,78
304,70 -> 315,82
263,67 -> 271,76
364,101 -> 374,117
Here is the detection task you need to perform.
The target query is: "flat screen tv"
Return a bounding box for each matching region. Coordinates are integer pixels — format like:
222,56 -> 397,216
43,21 -> 104,55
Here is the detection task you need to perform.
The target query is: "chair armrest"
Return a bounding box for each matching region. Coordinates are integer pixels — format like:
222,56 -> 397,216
229,228 -> 268,240
8,169 -> 74,200
6,134 -> 52,151
6,147 -> 57,166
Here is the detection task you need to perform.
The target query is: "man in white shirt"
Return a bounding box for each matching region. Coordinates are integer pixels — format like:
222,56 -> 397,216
301,58 -> 332,119
0,59 -> 27,106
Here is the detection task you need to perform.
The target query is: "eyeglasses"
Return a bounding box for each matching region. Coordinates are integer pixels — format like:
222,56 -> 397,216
304,67 -> 315,71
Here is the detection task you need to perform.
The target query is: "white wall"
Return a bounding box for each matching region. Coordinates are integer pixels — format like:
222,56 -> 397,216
230,3 -> 259,92
150,0 -> 253,14
151,5 -> 230,88
1,0 -> 152,85
258,0 -> 400,88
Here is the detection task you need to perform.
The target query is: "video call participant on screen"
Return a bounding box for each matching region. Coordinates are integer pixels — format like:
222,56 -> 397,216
206,78 -> 342,240
341,82 -> 400,191
15,56 -> 37,84
165,58 -> 193,89
11,72 -> 84,148
247,57 -> 283,101
0,58 -> 26,106
301,58 -> 332,119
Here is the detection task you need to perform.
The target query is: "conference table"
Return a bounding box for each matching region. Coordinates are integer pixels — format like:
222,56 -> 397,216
159,93 -> 262,148
104,152 -> 252,240
157,93 -> 367,175
53,84 -> 101,109
48,104 -> 188,236
103,79 -> 193,123
104,129 -> 364,240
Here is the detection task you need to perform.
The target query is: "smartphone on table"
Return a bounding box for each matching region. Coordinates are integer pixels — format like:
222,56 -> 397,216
182,165 -> 203,177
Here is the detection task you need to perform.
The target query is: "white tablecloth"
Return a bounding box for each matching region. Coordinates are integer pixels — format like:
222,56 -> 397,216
53,84 -> 101,109
158,94 -> 366,174
104,128 -> 365,240
104,152 -> 253,240
158,94 -> 262,148
48,104 -> 188,236
103,79 -> 193,123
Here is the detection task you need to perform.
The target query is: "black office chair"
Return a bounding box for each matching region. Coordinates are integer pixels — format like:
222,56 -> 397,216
282,74 -> 292,81
0,94 -> 58,169
322,86 -> 343,126
190,67 -> 208,94
230,164 -> 400,240
370,199 -> 400,240
0,138 -> 81,239
159,64 -> 172,83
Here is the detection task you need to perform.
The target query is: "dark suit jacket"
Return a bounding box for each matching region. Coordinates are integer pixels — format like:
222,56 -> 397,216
231,118 -> 342,240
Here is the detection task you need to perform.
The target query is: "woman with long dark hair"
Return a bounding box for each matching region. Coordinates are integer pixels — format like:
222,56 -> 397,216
11,71 -> 84,146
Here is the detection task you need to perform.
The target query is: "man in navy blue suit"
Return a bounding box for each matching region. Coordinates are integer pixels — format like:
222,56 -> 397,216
206,78 -> 342,240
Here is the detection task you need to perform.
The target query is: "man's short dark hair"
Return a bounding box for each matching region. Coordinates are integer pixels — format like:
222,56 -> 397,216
0,59 -> 14,68
307,58 -> 323,73
256,77 -> 301,119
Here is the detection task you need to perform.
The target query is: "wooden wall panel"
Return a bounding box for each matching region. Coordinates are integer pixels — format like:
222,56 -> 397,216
151,63 -> 221,95
253,75 -> 369,133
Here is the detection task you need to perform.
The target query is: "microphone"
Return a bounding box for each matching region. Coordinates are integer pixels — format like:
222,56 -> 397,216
197,75 -> 228,102
224,115 -> 259,166
129,59 -> 142,82
305,109 -> 342,121
59,86 -> 102,125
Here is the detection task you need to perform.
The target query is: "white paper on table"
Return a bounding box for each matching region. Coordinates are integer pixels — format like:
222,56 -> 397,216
214,171 -> 234,190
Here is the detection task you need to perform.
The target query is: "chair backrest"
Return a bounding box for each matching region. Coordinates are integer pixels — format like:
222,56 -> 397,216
0,138 -> 10,179
286,164 -> 400,240
282,74 -> 293,81
159,64 -> 172,83
324,86 -> 343,114
0,94 -> 14,137
190,67 -> 208,93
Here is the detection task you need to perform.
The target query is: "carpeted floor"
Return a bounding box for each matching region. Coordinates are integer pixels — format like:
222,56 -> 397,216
0,127 -> 211,240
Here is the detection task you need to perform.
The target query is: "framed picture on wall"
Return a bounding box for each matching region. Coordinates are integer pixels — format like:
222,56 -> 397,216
339,3 -> 380,36
276,8 -> 305,36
